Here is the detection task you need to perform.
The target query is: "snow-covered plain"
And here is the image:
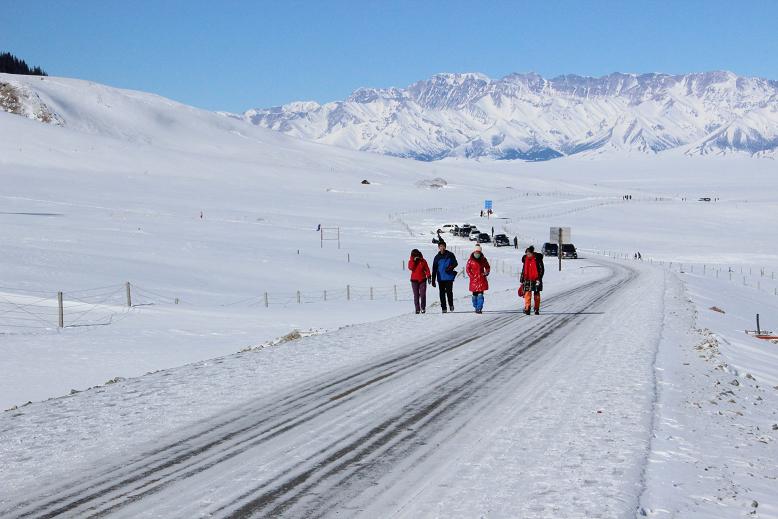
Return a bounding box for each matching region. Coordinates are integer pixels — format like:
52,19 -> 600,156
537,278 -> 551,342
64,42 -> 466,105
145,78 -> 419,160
1,73 -> 777,517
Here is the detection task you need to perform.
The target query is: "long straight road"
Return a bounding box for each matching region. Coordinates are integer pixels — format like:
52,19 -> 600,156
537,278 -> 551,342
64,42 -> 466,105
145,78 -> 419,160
3,259 -> 668,518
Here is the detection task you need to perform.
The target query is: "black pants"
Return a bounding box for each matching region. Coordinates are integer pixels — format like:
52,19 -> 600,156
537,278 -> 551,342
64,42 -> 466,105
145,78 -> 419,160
438,280 -> 454,310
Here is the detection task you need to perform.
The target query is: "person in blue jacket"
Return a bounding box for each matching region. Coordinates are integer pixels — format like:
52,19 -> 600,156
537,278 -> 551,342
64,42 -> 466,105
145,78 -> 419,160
431,240 -> 458,313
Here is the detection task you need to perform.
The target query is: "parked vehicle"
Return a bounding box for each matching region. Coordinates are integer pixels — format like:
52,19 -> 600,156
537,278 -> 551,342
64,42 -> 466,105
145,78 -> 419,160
542,242 -> 558,256
449,225 -> 459,235
477,233 -> 491,243
469,229 -> 480,241
561,243 -> 578,259
458,225 -> 472,237
493,234 -> 510,247
441,224 -> 455,232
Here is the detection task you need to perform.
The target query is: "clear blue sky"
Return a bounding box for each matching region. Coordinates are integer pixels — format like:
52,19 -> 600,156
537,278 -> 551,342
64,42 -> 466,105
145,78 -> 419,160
3,1 -> 777,112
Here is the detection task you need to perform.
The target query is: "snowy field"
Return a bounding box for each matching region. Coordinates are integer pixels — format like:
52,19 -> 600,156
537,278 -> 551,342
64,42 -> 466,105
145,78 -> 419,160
1,73 -> 777,517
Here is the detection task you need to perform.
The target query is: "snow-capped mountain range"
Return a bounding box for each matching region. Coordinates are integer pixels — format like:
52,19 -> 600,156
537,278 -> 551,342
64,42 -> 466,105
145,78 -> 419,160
242,71 -> 778,161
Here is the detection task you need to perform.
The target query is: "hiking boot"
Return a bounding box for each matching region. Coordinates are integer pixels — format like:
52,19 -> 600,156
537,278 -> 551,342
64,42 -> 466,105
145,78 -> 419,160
524,308 -> 531,315
421,309 -> 426,314
415,310 -> 420,314
450,305 -> 454,312
442,308 -> 448,314
534,309 -> 540,315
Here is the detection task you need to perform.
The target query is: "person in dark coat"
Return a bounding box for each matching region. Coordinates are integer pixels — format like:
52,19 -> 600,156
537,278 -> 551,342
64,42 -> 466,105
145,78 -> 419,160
408,249 -> 431,314
466,244 -> 490,313
431,240 -> 458,313
513,236 -> 518,249
520,245 -> 545,315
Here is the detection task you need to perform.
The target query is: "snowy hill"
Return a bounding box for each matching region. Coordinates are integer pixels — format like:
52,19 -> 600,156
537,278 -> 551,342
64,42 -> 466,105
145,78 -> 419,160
242,71 -> 778,160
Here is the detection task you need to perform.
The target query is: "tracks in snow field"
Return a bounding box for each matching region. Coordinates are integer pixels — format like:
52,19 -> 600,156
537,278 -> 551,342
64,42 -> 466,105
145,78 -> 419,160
3,261 -> 636,518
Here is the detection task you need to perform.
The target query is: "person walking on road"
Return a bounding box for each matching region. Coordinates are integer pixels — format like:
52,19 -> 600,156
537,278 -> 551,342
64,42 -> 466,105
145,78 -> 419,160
431,240 -> 458,313
466,244 -> 490,314
408,249 -> 431,314
513,236 -> 518,249
520,245 -> 545,315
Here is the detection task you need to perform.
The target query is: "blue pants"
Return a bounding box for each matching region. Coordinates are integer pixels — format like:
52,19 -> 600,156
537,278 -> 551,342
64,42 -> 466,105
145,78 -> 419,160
471,292 -> 484,311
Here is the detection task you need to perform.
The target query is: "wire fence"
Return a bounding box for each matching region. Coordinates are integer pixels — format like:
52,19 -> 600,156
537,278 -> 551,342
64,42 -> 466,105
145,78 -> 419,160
582,249 -> 778,298
0,284 -> 134,335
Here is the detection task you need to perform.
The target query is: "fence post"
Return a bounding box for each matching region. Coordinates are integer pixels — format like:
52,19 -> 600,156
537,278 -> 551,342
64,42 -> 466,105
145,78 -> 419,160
264,292 -> 269,307
57,291 -> 64,328
347,285 -> 350,301
394,285 -> 397,301
297,290 -> 301,304
370,287 -> 374,300
125,282 -> 132,307
324,290 -> 327,301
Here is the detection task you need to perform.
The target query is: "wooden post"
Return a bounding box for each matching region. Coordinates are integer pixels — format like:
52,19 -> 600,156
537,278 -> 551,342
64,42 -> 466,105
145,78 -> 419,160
756,314 -> 761,334
264,292 -> 268,307
370,287 -> 374,300
347,285 -> 350,301
57,291 -> 64,328
337,227 -> 341,249
393,285 -> 397,301
175,297 -> 179,305
125,282 -> 132,307
558,227 -> 562,272
297,290 -> 301,304
347,253 -> 350,263
323,290 -> 327,301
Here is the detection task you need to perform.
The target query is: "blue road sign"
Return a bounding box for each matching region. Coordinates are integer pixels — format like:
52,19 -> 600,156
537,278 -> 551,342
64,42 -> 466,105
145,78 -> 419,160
484,200 -> 493,209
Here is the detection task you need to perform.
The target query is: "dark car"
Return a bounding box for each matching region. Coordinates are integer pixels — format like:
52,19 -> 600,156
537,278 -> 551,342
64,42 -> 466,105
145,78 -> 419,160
561,243 -> 578,259
542,242 -> 558,256
458,225 -> 472,237
493,234 -> 510,247
477,233 -> 491,243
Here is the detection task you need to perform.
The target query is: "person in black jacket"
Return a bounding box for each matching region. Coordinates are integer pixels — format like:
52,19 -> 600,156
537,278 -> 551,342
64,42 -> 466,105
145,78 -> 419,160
431,241 -> 458,313
520,245 -> 545,315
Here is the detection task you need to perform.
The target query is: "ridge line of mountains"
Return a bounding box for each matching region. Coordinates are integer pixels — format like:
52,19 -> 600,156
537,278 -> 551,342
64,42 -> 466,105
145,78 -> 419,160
240,71 -> 778,161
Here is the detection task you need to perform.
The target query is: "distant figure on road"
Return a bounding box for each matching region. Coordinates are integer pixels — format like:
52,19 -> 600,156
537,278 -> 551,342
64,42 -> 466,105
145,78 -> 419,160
431,240 -> 458,313
520,246 -> 545,315
466,244 -> 490,314
514,236 -> 518,249
408,249 -> 431,314
491,226 -> 494,238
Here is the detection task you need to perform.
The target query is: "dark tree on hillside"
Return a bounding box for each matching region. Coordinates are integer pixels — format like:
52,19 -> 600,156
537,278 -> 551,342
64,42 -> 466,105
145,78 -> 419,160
0,52 -> 48,76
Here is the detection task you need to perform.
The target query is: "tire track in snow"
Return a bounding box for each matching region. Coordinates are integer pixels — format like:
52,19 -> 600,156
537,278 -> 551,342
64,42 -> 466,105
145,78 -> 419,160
2,262 -> 634,519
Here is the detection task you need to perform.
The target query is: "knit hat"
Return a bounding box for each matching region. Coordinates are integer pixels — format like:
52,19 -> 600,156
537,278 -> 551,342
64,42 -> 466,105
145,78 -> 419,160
474,244 -> 482,253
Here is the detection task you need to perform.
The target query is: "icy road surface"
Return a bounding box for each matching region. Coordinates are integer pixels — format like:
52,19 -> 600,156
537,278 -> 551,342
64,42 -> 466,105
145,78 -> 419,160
1,260 -> 669,518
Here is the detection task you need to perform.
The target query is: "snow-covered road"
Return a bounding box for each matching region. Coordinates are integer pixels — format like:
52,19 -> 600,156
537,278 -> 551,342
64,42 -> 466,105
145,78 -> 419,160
1,259 -> 672,518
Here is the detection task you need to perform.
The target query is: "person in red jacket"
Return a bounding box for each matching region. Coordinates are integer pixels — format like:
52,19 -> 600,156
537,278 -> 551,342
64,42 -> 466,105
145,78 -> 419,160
408,248 -> 431,314
520,245 -> 545,315
466,244 -> 490,314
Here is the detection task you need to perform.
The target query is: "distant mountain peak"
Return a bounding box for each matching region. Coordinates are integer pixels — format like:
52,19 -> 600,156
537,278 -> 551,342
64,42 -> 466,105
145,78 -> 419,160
244,71 -> 778,161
